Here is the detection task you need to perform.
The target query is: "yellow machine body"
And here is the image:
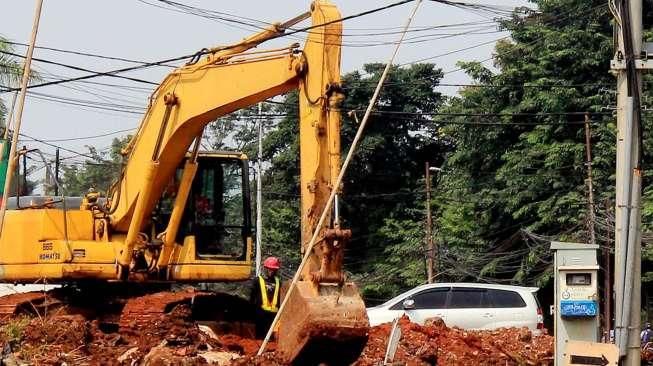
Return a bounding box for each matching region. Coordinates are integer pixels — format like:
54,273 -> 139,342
0,151 -> 253,283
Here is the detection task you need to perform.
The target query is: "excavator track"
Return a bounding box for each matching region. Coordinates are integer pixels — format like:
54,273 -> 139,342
0,291 -> 61,321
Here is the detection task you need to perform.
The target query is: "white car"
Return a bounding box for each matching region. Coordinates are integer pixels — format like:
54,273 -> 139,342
366,283 -> 544,334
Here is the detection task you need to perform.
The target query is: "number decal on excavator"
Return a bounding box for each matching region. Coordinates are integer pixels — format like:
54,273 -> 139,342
38,252 -> 61,261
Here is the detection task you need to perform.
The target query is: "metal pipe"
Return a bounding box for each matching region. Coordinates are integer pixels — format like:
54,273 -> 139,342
334,194 -> 340,226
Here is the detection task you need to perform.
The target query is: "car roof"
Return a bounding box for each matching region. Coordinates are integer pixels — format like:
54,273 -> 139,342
378,282 -> 539,308
409,282 -> 539,293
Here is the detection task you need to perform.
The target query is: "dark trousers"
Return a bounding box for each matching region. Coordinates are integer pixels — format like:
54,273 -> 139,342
255,309 -> 276,339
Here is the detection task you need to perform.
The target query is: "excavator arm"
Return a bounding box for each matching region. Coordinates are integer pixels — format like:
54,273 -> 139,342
104,1 -> 368,362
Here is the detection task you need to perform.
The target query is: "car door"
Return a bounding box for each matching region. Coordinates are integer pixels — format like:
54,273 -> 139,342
486,288 -> 529,329
400,287 -> 450,325
446,287 -> 493,329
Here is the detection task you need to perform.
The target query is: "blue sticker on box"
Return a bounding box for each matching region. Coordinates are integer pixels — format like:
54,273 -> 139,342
560,300 -> 597,317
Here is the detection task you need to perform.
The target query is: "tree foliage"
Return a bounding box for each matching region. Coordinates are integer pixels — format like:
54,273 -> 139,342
59,137 -> 129,196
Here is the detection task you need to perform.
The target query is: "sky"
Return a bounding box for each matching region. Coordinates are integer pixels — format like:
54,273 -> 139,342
1,0 -> 529,189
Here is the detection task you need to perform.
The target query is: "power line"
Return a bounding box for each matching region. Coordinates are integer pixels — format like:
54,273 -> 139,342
20,128 -> 135,143
398,2 -> 608,69
0,50 -> 158,86
26,92 -> 145,115
0,52 -> 191,93
6,41 -> 177,68
17,132 -> 114,163
0,0 -> 426,94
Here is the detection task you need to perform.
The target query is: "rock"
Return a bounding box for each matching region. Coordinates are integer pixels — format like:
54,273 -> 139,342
198,325 -> 219,340
423,317 -> 446,328
199,351 -> 241,365
117,347 -> 139,364
517,328 -> 532,342
2,353 -> 20,366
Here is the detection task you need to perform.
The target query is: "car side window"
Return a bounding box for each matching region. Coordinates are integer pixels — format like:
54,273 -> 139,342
448,287 -> 489,309
487,289 -> 526,308
389,288 -> 449,310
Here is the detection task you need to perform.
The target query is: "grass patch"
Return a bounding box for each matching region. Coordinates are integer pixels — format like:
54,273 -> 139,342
0,317 -> 30,344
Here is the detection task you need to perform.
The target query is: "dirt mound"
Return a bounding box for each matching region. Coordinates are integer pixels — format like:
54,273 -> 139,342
0,290 -> 554,365
235,317 -> 553,366
353,316 -> 553,366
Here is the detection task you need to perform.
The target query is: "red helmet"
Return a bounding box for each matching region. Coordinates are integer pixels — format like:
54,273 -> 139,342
263,257 -> 280,270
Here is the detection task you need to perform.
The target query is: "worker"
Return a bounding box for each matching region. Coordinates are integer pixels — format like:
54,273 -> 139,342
642,322 -> 653,345
251,256 -> 281,338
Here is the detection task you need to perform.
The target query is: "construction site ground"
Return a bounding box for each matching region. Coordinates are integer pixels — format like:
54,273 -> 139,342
0,289 -> 554,365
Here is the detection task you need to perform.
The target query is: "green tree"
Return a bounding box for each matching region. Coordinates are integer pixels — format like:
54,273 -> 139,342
246,63 -> 447,296
0,36 -> 40,126
432,0 -> 640,286
59,136 -> 129,196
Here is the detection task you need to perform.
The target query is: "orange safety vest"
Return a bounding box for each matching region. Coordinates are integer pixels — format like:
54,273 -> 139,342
258,275 -> 280,312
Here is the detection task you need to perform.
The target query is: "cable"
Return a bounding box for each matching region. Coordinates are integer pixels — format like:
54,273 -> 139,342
20,128 -> 135,143
0,52 -> 191,93
398,2 -> 607,68
0,1 -> 422,94
17,132 -> 114,163
0,49 -> 158,86
6,41 -> 177,68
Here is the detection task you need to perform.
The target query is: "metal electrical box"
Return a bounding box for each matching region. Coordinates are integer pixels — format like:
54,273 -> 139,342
550,242 -> 600,366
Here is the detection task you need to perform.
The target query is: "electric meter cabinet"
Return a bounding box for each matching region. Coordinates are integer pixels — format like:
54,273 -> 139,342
550,242 -> 600,366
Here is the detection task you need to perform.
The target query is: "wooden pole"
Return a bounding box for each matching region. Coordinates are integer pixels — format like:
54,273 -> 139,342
584,113 -> 597,247
0,0 -> 44,233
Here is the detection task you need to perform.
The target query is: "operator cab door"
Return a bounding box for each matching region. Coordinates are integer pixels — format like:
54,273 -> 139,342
188,156 -> 251,260
157,155 -> 251,261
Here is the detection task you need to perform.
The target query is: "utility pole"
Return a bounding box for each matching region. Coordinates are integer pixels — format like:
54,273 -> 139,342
584,113 -> 596,247
606,199 -> 613,343
585,114 -> 611,338
54,148 -> 60,196
425,162 -> 433,283
22,146 -> 27,194
255,102 -> 263,277
611,0 -> 643,363
0,0 -> 43,233
425,164 -> 441,283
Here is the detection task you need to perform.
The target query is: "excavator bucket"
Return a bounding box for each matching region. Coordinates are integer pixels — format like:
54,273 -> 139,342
276,281 -> 369,365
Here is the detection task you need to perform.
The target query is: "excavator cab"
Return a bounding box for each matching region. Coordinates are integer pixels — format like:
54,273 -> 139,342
154,152 -> 251,261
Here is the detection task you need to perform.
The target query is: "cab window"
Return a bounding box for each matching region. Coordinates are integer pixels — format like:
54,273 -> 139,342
156,156 -> 251,260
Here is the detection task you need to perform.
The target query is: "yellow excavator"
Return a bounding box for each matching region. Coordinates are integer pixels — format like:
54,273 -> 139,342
0,1 -> 368,363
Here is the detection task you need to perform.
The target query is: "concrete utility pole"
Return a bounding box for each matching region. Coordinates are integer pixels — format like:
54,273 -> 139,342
611,0 -> 643,363
0,0 -> 43,233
